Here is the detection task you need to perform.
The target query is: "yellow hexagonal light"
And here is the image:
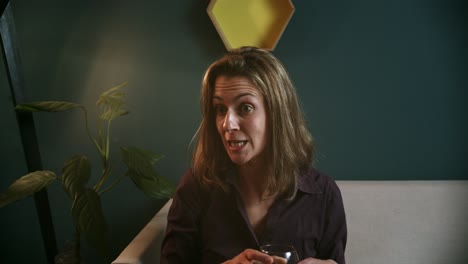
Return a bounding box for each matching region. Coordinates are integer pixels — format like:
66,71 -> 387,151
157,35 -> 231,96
207,0 -> 295,51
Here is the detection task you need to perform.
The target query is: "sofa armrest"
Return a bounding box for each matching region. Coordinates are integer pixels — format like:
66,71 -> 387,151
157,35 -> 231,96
114,181 -> 468,264
112,199 -> 173,264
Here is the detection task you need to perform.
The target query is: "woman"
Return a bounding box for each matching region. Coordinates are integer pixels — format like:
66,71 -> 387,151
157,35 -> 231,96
161,47 -> 347,264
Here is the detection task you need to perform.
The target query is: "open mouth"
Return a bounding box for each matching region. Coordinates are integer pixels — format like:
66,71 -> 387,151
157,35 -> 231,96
228,140 -> 248,148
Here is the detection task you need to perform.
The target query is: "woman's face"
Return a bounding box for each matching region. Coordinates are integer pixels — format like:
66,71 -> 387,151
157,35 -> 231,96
212,75 -> 268,166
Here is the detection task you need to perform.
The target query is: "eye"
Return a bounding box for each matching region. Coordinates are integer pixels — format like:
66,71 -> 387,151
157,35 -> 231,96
214,104 -> 227,115
239,104 -> 253,114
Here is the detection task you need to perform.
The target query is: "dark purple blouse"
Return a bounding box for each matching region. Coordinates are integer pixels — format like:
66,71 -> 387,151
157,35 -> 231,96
161,167 -> 347,264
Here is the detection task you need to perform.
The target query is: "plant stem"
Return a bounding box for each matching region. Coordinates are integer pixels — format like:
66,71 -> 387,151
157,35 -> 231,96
105,119 -> 112,160
79,106 -> 103,155
98,159 -> 120,194
94,119 -> 112,192
99,173 -> 126,195
94,164 -> 112,192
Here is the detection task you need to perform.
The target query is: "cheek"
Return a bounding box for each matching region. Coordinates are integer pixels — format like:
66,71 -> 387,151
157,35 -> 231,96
249,120 -> 267,143
215,118 -> 224,137
258,118 -> 268,144
258,126 -> 268,145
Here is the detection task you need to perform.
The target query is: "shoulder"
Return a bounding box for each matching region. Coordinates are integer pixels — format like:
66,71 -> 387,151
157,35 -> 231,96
170,168 -> 230,218
172,169 -> 209,207
297,167 -> 341,197
176,168 -> 199,190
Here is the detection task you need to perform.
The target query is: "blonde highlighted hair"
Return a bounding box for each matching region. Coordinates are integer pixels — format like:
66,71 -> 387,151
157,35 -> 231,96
192,46 -> 314,199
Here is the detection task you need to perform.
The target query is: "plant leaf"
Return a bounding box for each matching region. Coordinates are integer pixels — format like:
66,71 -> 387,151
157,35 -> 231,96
125,169 -> 174,199
96,82 -> 129,121
16,101 -> 82,112
121,146 -> 174,198
121,146 -> 164,166
72,189 -> 109,258
61,155 -> 91,200
98,82 -> 128,99
121,146 -> 164,180
99,109 -> 129,120
0,171 -> 56,207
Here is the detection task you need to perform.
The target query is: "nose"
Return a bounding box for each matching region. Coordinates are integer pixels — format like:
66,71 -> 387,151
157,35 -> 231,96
223,110 -> 240,132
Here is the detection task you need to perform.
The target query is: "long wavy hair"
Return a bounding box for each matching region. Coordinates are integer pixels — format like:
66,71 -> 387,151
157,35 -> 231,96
192,46 -> 314,199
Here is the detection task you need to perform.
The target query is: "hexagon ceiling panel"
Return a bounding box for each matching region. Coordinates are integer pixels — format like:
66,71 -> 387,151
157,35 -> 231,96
207,0 -> 295,51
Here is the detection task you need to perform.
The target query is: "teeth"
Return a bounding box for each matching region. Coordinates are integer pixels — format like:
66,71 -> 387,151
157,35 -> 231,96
229,141 -> 246,147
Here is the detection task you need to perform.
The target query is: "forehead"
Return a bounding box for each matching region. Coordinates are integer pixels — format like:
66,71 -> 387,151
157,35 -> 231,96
213,76 -> 261,98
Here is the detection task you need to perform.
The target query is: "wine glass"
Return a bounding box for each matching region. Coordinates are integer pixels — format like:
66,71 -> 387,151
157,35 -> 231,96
260,244 -> 300,264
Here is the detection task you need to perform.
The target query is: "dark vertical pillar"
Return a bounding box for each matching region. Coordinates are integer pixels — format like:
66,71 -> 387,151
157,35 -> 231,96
0,2 -> 57,263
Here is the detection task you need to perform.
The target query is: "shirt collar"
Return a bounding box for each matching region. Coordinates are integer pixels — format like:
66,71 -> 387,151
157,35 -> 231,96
225,170 -> 238,185
225,169 -> 323,194
297,169 -> 323,194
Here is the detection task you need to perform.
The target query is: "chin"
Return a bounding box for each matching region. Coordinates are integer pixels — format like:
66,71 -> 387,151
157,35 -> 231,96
230,159 -> 247,166
228,156 -> 250,166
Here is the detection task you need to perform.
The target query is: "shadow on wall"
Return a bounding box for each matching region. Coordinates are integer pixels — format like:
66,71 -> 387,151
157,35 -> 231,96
186,0 -> 226,57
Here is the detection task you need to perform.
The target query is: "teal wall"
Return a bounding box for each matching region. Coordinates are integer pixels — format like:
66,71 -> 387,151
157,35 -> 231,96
1,0 -> 466,263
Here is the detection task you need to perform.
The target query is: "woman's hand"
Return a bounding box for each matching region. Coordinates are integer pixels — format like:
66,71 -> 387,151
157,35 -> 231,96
222,249 -> 274,264
298,258 -> 337,264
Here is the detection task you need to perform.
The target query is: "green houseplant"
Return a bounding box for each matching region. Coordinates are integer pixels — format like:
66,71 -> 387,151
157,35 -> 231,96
0,82 -> 174,262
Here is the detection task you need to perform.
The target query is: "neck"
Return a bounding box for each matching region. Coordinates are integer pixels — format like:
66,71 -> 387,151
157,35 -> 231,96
237,160 -> 274,204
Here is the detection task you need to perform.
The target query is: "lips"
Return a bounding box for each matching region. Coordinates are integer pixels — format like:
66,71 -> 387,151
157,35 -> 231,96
227,140 -> 248,149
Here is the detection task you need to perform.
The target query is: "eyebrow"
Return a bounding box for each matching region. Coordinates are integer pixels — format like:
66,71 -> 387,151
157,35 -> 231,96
212,93 -> 255,102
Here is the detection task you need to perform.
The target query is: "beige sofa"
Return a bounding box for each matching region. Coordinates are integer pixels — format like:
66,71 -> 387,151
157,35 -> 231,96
112,181 -> 468,264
